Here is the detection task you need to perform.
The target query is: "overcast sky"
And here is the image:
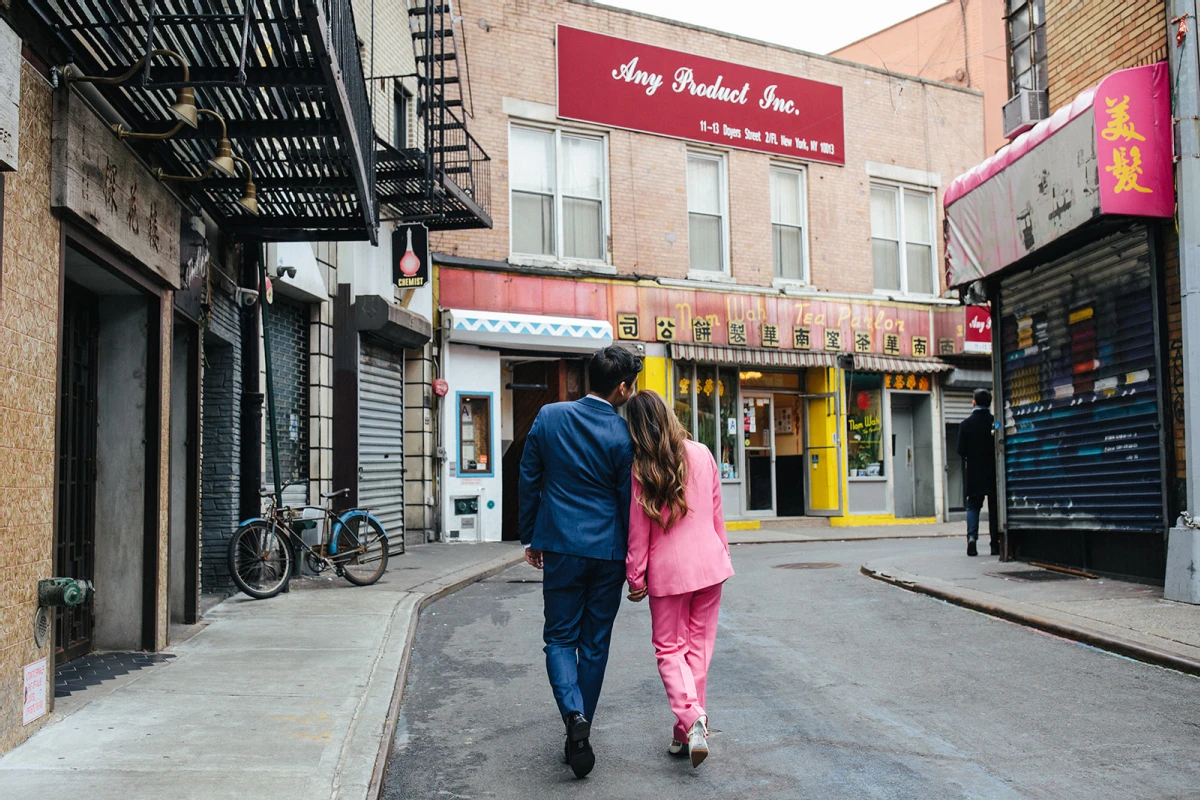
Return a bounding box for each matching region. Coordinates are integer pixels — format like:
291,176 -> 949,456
596,0 -> 947,54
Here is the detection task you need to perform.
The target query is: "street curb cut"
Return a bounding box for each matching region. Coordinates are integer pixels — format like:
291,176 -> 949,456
860,565 -> 1200,678
367,551 -> 527,800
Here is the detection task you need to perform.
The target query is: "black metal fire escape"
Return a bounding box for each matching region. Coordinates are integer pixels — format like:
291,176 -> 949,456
24,0 -> 379,243
374,0 -> 491,230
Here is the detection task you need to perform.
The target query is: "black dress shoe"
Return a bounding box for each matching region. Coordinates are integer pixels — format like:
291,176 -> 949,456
564,712 -> 595,778
967,540 -> 978,557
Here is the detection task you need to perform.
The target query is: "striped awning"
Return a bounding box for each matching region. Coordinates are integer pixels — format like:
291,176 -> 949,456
669,344 -> 952,373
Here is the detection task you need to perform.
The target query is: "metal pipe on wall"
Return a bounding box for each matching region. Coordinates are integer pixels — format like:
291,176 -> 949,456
1166,0 -> 1200,603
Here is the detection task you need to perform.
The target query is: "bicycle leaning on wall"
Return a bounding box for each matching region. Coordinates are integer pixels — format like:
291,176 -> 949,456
227,485 -> 390,599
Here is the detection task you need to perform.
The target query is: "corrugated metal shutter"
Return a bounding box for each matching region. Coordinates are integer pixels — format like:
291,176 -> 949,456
998,226 -> 1164,532
942,391 -> 976,424
359,342 -> 406,551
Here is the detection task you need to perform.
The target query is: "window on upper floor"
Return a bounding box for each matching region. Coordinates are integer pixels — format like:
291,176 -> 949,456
393,88 -> 409,150
509,124 -> 607,262
687,151 -> 729,275
871,183 -> 935,296
770,166 -> 808,282
1007,0 -> 1047,96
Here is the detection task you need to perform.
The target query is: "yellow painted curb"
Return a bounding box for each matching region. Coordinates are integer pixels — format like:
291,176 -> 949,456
830,515 -> 938,528
726,520 -> 762,531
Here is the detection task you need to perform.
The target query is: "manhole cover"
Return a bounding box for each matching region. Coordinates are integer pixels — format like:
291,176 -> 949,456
773,562 -> 840,570
988,569 -> 1081,582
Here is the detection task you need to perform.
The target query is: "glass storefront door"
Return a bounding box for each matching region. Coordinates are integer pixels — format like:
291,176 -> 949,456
743,394 -> 774,512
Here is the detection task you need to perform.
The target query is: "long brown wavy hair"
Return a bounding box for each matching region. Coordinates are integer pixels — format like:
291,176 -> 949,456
626,390 -> 690,529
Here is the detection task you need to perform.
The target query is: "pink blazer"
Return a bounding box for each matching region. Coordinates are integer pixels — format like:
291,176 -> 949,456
626,439 -> 735,597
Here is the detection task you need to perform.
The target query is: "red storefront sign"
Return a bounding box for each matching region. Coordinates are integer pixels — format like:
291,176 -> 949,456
1094,64 -> 1173,217
556,26 -> 845,166
438,268 -> 932,357
964,305 -> 992,354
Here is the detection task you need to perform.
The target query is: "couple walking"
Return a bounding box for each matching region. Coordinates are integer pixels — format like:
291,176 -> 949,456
519,346 -> 735,778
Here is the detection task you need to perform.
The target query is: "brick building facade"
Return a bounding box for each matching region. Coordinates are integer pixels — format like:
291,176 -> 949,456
429,0 -> 986,538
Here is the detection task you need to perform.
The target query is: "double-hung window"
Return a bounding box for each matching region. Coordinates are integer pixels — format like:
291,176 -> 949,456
687,152 -> 728,274
1007,0 -> 1047,96
871,183 -> 935,296
510,125 -> 606,261
770,166 -> 807,282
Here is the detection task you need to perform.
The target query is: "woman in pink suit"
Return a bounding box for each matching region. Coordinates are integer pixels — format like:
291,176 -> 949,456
624,390 -> 735,768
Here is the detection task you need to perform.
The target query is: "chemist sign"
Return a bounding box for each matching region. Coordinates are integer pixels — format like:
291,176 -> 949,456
556,26 -> 845,165
392,223 -> 429,289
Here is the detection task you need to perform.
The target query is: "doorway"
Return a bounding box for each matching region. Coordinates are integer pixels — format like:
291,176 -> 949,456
501,359 -> 584,540
773,394 -> 806,516
56,283 -> 100,662
891,393 -> 935,518
743,394 -> 774,513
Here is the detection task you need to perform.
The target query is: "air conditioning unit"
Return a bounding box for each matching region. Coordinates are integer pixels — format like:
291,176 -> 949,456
1003,89 -> 1049,140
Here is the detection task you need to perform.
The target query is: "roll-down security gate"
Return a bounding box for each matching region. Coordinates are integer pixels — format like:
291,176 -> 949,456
359,342 -> 406,552
998,227 -> 1166,533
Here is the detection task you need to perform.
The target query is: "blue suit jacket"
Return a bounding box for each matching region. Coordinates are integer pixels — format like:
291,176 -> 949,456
518,396 -> 633,561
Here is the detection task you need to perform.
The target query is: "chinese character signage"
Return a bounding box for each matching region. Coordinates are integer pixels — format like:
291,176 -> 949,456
616,314 -> 640,340
52,90 -> 181,288
884,374 -> 931,392
556,26 -> 845,166
438,268 -> 934,356
944,63 -> 1172,289
393,224 -> 429,288
1095,63 -> 1172,218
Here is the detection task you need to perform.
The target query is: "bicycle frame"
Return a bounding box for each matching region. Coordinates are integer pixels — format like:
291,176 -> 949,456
238,497 -> 388,561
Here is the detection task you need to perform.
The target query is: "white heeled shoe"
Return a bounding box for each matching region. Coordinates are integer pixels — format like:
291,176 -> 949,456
687,717 -> 708,767
668,739 -> 686,756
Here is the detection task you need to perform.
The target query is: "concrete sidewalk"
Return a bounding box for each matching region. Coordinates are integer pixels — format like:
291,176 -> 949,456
729,519 -> 963,545
861,538 -> 1200,675
0,543 -> 524,800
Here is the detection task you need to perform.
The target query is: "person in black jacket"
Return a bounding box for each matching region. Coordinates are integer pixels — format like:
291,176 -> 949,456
956,388 -> 999,557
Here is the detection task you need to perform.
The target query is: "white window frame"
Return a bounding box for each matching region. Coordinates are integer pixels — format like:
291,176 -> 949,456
870,180 -> 937,298
769,163 -> 810,287
686,149 -> 731,281
508,122 -> 611,267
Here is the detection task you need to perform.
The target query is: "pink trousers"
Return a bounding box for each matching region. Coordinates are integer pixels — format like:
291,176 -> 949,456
648,583 -> 723,742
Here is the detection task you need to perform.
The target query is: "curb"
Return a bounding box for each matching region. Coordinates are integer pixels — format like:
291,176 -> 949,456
366,551 -> 527,800
861,565 -> 1200,678
731,533 -> 960,546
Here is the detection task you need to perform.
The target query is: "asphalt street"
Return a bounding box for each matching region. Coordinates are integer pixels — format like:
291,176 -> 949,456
382,538 -> 1200,800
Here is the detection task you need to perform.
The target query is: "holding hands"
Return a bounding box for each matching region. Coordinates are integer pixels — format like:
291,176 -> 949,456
627,582 -> 648,602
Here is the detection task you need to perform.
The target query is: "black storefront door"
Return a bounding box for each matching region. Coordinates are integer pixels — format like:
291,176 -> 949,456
56,283 -> 100,662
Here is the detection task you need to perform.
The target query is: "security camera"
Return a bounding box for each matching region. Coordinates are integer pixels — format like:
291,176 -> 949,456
235,287 -> 260,307
276,266 -> 297,279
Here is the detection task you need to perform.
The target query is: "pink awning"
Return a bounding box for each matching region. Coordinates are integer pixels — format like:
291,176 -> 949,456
943,63 -> 1173,289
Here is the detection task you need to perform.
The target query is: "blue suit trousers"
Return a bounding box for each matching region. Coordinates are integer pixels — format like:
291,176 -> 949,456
542,551 -> 626,722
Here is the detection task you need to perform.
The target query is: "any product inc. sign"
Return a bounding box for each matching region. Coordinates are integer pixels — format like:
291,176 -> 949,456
556,26 -> 845,166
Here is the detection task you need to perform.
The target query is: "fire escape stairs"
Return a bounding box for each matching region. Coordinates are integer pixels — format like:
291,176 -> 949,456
374,0 -> 490,228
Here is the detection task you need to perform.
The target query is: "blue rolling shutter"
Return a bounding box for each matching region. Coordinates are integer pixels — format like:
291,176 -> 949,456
998,226 -> 1165,532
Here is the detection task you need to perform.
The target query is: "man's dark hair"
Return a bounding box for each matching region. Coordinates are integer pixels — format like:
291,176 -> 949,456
589,346 -> 643,395
974,388 -> 992,408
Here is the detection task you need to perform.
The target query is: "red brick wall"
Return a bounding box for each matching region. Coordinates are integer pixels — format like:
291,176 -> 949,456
1045,0 -> 1168,112
433,0 -> 984,296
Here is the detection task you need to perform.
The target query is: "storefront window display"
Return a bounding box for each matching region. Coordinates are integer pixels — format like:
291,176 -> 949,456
457,394 -> 493,474
845,374 -> 884,477
673,362 -> 739,479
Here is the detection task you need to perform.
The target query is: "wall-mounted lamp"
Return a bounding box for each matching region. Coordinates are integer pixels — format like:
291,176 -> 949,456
155,153 -> 259,216
67,48 -> 198,128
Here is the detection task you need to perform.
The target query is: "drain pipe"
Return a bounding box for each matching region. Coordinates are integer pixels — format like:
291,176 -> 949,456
1167,0 -> 1200,604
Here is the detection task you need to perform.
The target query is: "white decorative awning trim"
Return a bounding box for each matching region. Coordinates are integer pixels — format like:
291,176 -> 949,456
445,309 -> 613,353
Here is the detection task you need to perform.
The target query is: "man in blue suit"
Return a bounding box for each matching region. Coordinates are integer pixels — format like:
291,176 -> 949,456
519,345 -> 642,779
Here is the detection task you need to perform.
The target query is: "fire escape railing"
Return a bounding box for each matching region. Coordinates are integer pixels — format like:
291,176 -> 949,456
372,0 -> 490,229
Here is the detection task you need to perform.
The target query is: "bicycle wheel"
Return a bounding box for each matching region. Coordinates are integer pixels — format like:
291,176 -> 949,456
334,514 -> 389,586
228,521 -> 292,599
